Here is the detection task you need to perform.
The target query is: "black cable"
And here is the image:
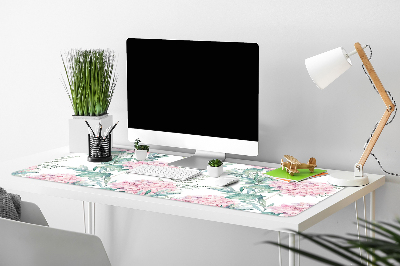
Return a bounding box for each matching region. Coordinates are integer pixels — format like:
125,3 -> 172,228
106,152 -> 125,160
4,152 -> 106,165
361,45 -> 399,176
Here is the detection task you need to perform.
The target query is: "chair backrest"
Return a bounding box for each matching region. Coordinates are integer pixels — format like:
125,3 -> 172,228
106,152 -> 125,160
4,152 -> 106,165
0,201 -> 111,266
20,200 -> 48,226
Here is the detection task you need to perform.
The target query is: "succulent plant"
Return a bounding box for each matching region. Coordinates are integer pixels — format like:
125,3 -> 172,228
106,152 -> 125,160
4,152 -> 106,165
134,138 -> 149,151
208,159 -> 223,167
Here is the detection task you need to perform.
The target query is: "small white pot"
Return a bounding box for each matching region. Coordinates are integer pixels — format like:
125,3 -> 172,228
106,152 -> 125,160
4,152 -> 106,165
135,150 -> 148,160
207,165 -> 223,177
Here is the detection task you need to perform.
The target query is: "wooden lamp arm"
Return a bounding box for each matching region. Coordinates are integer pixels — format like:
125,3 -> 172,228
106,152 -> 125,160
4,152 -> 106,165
354,42 -> 394,176
355,43 -> 394,111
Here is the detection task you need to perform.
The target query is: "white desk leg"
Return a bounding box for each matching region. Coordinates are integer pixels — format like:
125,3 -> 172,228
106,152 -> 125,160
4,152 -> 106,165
370,190 -> 376,266
289,233 -> 295,266
83,201 -> 95,235
278,232 -> 282,266
370,190 -> 375,238
297,234 -> 300,266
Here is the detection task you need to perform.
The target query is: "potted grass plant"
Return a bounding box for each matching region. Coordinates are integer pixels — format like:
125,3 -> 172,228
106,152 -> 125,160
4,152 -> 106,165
134,138 -> 149,160
207,159 -> 224,177
61,49 -> 118,153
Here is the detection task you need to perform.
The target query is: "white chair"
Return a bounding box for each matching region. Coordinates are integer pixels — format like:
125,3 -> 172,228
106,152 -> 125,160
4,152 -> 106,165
0,200 -> 111,266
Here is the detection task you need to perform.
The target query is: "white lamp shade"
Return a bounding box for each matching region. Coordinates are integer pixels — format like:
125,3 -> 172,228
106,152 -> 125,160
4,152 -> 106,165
305,47 -> 352,89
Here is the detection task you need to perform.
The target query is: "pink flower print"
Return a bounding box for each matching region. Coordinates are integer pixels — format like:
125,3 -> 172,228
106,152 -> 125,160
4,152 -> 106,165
27,165 -> 38,171
247,166 -> 276,171
28,173 -> 83,184
110,179 -> 177,195
123,160 -> 170,170
114,148 -> 135,153
269,202 -> 314,217
171,195 -> 235,208
268,180 -> 336,197
250,165 -> 266,169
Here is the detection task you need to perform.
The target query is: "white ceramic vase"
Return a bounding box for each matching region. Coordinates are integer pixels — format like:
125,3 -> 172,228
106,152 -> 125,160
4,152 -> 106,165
207,165 -> 223,177
135,150 -> 148,160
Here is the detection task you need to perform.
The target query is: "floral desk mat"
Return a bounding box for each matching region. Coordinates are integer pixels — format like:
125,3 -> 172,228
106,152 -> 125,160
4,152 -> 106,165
12,149 -> 344,217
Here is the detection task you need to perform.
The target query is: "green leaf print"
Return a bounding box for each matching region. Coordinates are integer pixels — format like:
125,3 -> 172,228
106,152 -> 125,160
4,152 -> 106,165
258,198 -> 267,208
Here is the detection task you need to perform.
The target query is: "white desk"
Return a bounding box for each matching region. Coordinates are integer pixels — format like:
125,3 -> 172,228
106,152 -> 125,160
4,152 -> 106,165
0,146 -> 385,266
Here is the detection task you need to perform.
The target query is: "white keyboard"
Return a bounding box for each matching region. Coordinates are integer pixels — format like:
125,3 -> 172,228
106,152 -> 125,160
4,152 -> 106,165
128,165 -> 202,181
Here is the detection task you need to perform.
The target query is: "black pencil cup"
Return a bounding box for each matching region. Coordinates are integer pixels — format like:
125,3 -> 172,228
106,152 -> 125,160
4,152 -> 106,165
88,134 -> 112,162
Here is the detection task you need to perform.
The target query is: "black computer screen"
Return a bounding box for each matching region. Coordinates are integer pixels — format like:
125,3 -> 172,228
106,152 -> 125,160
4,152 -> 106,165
126,38 -> 259,142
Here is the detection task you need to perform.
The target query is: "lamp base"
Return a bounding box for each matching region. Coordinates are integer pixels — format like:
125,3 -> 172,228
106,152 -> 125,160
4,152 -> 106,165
328,172 -> 369,187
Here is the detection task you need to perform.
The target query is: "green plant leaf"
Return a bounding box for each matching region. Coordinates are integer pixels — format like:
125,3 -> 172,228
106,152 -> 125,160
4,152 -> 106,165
61,49 -> 118,116
264,219 -> 400,266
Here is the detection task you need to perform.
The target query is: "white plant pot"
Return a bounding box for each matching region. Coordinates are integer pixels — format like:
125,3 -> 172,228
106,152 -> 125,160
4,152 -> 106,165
207,165 -> 223,177
69,114 -> 113,153
135,150 -> 148,160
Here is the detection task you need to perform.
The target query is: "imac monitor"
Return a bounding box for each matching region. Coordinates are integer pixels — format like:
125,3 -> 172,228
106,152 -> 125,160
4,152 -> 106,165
126,38 -> 259,169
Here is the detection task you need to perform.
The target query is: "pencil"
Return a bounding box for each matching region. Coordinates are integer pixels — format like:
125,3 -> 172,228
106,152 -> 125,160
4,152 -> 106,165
85,120 -> 95,136
106,121 -> 119,138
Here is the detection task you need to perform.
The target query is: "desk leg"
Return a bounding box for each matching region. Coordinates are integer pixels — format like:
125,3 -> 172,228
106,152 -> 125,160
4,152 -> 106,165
297,234 -> 300,266
370,190 -> 375,238
289,233 -> 295,266
83,201 -> 95,235
370,190 -> 376,266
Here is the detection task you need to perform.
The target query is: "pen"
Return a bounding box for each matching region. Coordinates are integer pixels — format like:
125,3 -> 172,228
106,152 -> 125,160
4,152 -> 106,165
85,120 -> 95,136
88,128 -> 94,137
106,121 -> 119,138
98,122 -> 103,138
103,126 -> 112,138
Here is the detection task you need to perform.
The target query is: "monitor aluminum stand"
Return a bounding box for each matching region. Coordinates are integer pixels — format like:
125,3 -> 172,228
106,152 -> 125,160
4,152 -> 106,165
170,150 -> 225,170
170,150 -> 238,186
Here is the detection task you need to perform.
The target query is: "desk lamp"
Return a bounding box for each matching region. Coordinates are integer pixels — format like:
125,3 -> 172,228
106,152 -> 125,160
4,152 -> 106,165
305,42 -> 395,186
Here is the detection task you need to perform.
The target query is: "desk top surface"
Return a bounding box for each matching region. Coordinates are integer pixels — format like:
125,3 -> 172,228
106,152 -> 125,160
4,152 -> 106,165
0,146 -> 385,232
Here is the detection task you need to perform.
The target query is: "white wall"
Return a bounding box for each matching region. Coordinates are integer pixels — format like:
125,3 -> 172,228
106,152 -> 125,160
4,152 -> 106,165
2,0 -> 400,265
